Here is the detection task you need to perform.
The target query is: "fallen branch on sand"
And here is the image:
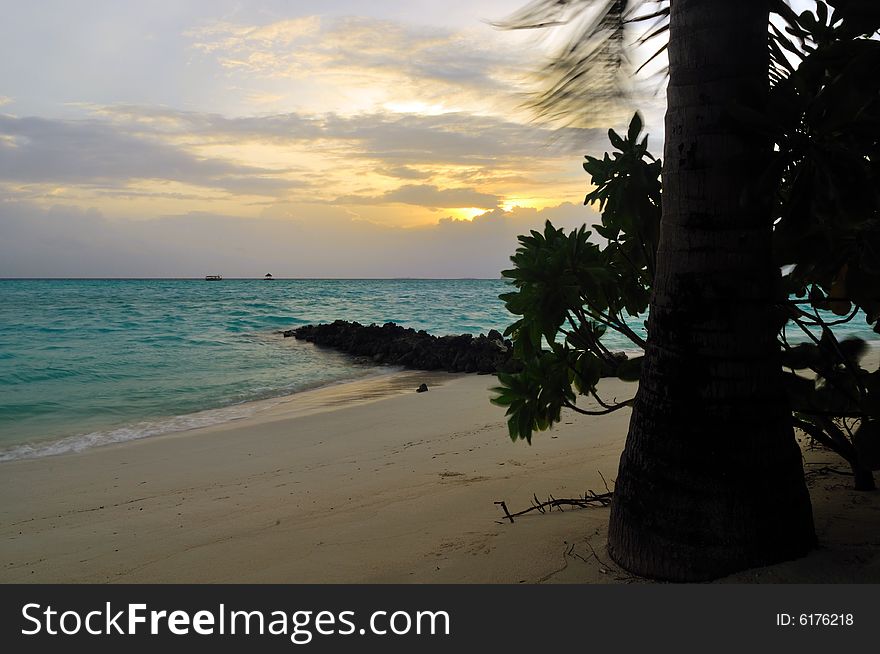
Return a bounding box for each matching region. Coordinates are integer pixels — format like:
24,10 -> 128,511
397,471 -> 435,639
494,491 -> 612,524
494,472 -> 614,524
803,463 -> 854,478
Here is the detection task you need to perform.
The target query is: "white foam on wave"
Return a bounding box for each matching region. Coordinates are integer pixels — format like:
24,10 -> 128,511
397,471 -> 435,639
0,401 -> 274,462
0,367 -> 398,463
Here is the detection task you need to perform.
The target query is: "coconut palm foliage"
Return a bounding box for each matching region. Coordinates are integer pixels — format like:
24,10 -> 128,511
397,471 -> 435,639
494,0 -> 665,126
493,1 -> 880,490
494,0 -> 656,126
770,0 -> 880,489
495,0 -> 873,126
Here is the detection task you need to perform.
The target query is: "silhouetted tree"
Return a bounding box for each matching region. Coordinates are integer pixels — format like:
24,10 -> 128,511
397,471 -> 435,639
494,0 -> 879,579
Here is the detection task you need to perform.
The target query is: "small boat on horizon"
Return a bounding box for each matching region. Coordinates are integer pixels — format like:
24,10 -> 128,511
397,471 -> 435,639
205,274 -> 222,281
264,273 -> 274,280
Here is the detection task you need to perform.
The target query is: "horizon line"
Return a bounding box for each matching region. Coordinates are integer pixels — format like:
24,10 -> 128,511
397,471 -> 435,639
0,276 -> 506,281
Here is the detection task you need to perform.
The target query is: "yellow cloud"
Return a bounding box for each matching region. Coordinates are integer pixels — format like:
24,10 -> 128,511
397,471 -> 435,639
447,207 -> 488,221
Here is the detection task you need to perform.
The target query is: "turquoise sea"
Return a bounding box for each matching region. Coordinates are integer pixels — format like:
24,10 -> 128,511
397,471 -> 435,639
1,278 -> 877,461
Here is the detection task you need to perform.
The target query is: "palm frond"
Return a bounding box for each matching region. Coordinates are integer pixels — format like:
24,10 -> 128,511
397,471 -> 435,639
496,0 -> 830,132
495,1 -> 667,129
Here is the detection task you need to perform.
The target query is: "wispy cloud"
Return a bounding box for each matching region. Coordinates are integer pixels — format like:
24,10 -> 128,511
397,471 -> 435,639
185,15 -> 527,116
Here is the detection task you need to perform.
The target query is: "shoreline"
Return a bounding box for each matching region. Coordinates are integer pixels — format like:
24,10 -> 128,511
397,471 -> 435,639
0,373 -> 632,583
0,366 -> 442,463
7,338 -> 875,464
1,372 -> 878,583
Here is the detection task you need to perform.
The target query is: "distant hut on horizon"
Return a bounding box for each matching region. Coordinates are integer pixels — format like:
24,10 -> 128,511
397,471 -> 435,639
264,273 -> 274,280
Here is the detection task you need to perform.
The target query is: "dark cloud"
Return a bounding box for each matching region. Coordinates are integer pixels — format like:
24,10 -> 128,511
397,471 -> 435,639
0,107 -> 608,202
377,166 -> 433,180
101,105 -> 602,164
325,112 -> 599,166
339,184 -> 499,209
0,201 -> 597,278
0,115 -> 296,196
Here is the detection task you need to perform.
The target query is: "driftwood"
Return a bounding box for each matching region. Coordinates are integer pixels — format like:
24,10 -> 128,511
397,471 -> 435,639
494,491 -> 613,524
493,475 -> 645,582
805,465 -> 854,477
494,473 -> 613,524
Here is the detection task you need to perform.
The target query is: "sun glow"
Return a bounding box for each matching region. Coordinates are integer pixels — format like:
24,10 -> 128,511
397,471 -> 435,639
448,207 -> 488,221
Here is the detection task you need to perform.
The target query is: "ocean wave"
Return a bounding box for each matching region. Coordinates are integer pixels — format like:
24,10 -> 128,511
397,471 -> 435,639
0,403 -> 265,462
0,368 -> 389,462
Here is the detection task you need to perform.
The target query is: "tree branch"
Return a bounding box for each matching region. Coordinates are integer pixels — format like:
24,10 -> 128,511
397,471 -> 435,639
563,397 -> 632,416
494,489 -> 613,524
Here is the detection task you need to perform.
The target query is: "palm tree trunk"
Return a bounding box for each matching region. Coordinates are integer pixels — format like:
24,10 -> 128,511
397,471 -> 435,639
607,0 -> 816,581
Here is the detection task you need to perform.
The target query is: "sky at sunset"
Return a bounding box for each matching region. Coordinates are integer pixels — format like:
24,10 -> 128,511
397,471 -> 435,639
0,0 -> 666,277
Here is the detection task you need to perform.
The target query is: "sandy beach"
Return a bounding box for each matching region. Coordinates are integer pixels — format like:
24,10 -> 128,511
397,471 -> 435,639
1,370 -> 878,584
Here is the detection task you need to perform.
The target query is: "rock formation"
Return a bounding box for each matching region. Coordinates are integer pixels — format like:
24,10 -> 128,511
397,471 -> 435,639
283,320 -> 520,374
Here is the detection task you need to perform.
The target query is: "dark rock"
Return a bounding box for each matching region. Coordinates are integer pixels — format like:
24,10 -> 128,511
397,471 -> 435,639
286,320 -> 633,378
287,320 -> 522,374
416,383 -> 429,393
